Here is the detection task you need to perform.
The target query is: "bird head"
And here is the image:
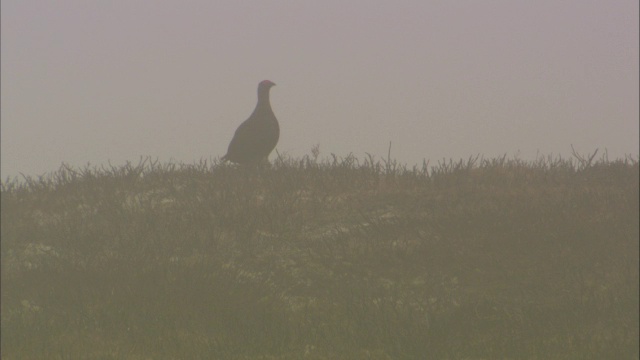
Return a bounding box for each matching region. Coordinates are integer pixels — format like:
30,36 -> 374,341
258,80 -> 276,91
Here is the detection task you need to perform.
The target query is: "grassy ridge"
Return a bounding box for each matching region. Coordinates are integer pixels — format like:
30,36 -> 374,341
1,153 -> 638,359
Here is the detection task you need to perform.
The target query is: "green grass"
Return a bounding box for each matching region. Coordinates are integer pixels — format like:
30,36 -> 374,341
1,151 -> 638,359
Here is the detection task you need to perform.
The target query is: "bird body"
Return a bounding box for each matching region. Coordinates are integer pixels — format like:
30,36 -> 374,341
222,80 -> 279,164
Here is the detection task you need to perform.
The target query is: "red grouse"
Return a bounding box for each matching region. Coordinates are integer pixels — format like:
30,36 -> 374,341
221,80 -> 279,164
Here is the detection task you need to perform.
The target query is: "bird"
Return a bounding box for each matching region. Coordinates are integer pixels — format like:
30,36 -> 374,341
221,80 -> 279,164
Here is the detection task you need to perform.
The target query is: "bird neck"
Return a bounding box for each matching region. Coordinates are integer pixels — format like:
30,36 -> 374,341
256,90 -> 273,112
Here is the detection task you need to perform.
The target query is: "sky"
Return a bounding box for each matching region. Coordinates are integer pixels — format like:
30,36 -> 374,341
2,1 -> 638,177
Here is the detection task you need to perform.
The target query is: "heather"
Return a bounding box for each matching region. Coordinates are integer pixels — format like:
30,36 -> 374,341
2,151 -> 638,359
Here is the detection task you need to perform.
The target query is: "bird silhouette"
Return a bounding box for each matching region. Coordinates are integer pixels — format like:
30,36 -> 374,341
221,80 -> 279,164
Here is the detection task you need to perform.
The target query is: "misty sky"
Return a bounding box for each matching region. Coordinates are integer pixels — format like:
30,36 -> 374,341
2,1 -> 638,177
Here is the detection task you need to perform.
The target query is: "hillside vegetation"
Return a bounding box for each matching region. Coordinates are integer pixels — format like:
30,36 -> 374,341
1,152 -> 638,359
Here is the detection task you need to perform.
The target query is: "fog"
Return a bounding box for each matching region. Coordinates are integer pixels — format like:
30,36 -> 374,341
2,1 -> 638,177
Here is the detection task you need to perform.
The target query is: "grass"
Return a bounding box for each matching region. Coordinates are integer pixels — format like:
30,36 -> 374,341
1,149 -> 638,359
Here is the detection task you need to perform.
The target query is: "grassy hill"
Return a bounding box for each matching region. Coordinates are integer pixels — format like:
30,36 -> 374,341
1,152 -> 638,359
